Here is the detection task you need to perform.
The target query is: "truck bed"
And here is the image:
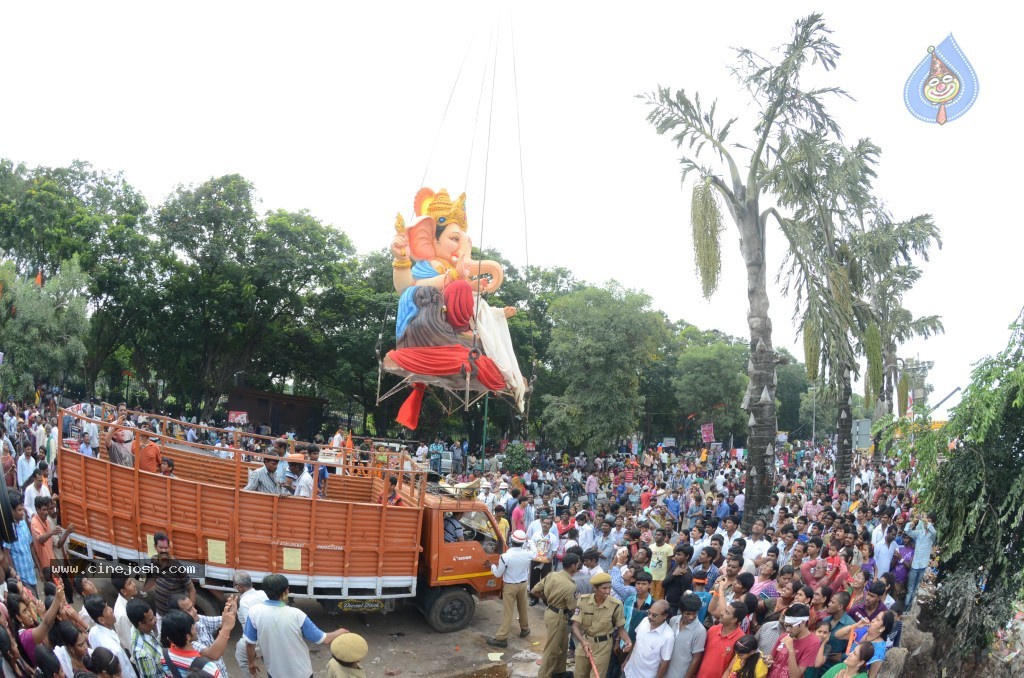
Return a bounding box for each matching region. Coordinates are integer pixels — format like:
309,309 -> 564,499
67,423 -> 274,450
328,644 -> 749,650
58,410 -> 427,600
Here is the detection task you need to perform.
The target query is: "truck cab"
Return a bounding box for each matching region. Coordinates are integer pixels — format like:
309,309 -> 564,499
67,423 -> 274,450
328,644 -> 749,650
417,493 -> 506,632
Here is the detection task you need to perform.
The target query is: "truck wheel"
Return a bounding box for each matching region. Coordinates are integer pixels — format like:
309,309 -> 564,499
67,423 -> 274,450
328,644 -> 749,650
195,589 -> 223,617
426,588 -> 475,633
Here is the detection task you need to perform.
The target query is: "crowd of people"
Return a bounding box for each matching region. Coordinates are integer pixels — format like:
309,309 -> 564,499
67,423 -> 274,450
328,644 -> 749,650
0,390 -> 938,677
470,442 -> 934,678
0,397 -> 374,677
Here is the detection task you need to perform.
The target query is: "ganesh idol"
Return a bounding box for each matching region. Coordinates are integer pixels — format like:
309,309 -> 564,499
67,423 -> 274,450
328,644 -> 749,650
384,188 -> 527,418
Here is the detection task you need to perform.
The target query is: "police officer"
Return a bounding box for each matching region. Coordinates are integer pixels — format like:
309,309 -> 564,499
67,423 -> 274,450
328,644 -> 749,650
533,552 -> 582,678
485,529 -> 533,647
571,572 -> 632,678
326,632 -> 368,677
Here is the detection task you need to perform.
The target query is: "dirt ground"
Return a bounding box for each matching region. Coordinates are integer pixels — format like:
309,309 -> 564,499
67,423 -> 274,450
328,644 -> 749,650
219,594 -> 548,677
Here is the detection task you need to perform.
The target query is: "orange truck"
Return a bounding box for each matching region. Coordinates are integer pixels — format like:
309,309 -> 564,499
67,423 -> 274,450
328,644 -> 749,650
56,408 -> 506,632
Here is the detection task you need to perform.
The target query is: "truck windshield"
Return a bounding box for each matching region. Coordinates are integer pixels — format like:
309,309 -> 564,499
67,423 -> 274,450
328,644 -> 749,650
457,511 -> 503,554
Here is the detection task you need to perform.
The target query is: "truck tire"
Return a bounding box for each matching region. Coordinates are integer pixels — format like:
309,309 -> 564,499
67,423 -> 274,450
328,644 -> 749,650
425,587 -> 475,633
195,589 -> 223,617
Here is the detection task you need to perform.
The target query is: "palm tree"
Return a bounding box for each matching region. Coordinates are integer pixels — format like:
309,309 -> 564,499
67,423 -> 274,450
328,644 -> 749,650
774,138 -> 941,486
771,136 -> 878,491
850,214 -> 943,461
642,14 -> 854,530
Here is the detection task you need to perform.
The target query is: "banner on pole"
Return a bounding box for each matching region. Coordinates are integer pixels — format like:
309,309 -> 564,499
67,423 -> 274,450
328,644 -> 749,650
700,423 -> 715,443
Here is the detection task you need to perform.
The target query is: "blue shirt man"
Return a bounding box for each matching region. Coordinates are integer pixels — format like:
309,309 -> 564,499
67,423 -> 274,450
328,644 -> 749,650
663,494 -> 681,524
3,506 -> 38,593
715,497 -> 731,520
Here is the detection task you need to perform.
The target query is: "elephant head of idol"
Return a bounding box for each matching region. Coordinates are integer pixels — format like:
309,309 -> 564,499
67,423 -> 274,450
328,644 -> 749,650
405,188 -> 504,295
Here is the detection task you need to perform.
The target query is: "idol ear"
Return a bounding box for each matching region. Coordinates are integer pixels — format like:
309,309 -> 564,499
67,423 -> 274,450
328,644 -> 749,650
407,215 -> 438,260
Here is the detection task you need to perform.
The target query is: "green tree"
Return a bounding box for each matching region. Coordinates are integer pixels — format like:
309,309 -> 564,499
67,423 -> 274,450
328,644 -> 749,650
674,341 -> 748,446
880,311 -> 1024,664
643,14 -> 851,529
152,176 -> 356,417
0,160 -> 152,397
774,349 -> 810,434
798,388 -> 868,438
0,258 -> 89,397
849,214 -> 942,460
542,284 -> 666,454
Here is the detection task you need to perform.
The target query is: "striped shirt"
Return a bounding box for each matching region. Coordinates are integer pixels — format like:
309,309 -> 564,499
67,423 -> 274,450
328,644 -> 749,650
3,520 -> 36,585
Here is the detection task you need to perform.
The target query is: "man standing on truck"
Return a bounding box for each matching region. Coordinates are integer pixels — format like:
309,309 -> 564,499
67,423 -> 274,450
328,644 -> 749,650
244,455 -> 284,495
532,551 -> 582,677
485,529 -> 533,648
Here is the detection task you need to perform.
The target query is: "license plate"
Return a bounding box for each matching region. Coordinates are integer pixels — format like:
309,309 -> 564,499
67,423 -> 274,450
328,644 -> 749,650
338,599 -> 385,613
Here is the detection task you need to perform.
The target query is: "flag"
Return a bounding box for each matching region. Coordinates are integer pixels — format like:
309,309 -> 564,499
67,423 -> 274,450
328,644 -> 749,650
35,268 -> 43,287
906,390 -> 914,417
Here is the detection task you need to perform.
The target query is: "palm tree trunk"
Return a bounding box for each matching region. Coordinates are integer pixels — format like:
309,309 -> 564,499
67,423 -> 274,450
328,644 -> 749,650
835,368 -> 854,490
740,215 -> 777,534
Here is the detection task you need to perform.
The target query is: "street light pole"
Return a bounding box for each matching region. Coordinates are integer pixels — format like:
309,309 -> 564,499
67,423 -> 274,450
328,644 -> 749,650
481,392 -> 489,473
812,386 -> 816,446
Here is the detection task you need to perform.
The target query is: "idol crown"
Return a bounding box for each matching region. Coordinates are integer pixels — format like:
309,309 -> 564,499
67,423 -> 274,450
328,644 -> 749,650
414,188 -> 467,231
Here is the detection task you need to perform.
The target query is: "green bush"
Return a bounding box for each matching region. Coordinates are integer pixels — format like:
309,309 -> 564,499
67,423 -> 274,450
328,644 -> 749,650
502,442 -> 530,474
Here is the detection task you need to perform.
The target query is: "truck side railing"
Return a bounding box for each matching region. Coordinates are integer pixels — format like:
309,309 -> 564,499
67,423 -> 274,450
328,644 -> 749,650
97,402 -> 417,460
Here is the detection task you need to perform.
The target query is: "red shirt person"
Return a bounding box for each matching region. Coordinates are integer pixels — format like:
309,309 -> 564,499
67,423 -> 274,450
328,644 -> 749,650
696,599 -> 746,678
767,604 -> 821,678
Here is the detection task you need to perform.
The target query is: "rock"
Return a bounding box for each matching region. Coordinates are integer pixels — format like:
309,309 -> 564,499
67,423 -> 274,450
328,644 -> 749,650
508,661 -> 539,678
510,651 -> 541,662
877,647 -> 907,678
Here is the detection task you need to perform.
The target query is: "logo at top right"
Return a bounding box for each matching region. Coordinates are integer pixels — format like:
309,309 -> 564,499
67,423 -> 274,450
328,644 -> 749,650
904,34 -> 978,125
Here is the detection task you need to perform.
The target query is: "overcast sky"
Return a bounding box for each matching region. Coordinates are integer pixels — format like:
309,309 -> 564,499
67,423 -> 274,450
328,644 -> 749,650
1,1 -> 1018,419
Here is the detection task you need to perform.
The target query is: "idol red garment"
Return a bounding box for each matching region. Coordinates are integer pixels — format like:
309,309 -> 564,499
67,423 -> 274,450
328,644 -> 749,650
386,346 -> 505,391
443,279 -> 474,332
396,382 -> 426,430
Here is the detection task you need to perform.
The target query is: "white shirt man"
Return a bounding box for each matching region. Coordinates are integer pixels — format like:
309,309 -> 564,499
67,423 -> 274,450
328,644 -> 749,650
23,480 -> 51,520
624,602 -> 675,678
743,534 -> 772,565
234,578 -> 269,672
34,423 -> 46,455
293,468 -> 314,498
88,604 -> 138,678
478,485 -> 497,511
16,451 -> 37,489
874,533 -> 899,578
577,519 -> 596,551
244,597 -> 334,678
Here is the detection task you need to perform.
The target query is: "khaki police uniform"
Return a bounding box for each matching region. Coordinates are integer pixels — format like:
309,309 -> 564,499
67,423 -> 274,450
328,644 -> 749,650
532,569 -> 579,678
327,661 -> 366,678
571,593 -> 625,678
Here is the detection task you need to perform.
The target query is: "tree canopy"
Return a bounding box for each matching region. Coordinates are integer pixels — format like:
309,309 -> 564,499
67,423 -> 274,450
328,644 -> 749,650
0,157 -> 824,447
882,310 -> 1024,661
